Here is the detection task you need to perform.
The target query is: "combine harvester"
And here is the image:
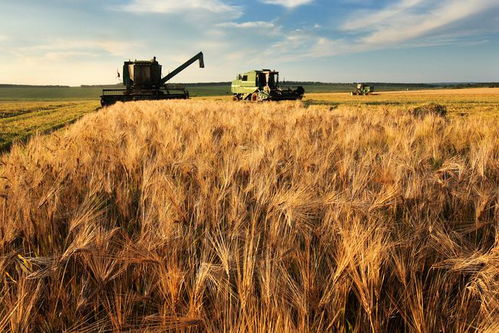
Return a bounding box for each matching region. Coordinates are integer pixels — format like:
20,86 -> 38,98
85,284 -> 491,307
100,52 -> 204,106
231,69 -> 304,101
351,83 -> 374,95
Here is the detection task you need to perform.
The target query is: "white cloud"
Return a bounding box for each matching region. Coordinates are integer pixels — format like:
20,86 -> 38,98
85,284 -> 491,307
342,0 -> 427,31
121,0 -> 240,15
44,51 -> 99,61
267,0 -> 499,62
342,0 -> 499,46
217,21 -> 275,29
265,31 -> 331,61
26,39 -> 141,56
260,0 -> 314,9
0,58 -> 122,86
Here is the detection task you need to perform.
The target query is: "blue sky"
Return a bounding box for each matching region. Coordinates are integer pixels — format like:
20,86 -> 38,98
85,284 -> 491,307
1,0 -> 498,85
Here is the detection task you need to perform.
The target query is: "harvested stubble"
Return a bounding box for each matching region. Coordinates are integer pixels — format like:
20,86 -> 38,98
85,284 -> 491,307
0,100 -> 497,332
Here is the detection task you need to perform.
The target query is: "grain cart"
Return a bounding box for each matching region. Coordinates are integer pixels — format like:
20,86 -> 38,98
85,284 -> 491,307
231,69 -> 304,101
100,52 -> 204,106
351,83 -> 374,95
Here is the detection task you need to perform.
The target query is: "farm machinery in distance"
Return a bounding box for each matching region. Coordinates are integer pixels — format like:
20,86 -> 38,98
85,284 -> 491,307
351,83 -> 374,95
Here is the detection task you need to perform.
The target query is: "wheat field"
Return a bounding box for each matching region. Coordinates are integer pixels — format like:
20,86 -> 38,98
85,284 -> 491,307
0,100 -> 497,332
0,100 -> 100,151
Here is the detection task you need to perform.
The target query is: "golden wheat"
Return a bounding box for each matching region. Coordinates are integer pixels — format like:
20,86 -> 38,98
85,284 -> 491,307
0,100 -> 497,332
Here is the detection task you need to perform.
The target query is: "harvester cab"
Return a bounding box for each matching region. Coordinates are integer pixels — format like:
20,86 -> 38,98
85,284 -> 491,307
231,69 -> 304,101
100,52 -> 205,107
122,57 -> 162,90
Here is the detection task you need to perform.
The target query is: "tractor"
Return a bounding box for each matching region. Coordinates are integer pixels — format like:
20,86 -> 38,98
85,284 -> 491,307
351,83 -> 374,96
231,69 -> 304,101
100,52 -> 204,107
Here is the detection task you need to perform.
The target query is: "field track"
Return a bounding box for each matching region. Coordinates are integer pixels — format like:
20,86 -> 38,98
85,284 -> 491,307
0,100 -> 99,150
305,87 -> 499,96
304,87 -> 499,118
379,87 -> 499,95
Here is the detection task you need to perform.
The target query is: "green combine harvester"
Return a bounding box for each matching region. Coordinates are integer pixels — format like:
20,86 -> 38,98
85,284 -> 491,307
351,83 -> 374,95
100,52 -> 204,106
231,69 -> 305,101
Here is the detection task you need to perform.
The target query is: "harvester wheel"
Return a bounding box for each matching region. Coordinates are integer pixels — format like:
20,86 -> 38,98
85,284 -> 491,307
251,93 -> 259,102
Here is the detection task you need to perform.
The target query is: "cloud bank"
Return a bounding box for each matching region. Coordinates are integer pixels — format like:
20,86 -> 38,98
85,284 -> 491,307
260,0 -> 314,9
217,21 -> 275,29
1,0 -> 498,84
342,0 -> 499,46
121,0 -> 240,15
